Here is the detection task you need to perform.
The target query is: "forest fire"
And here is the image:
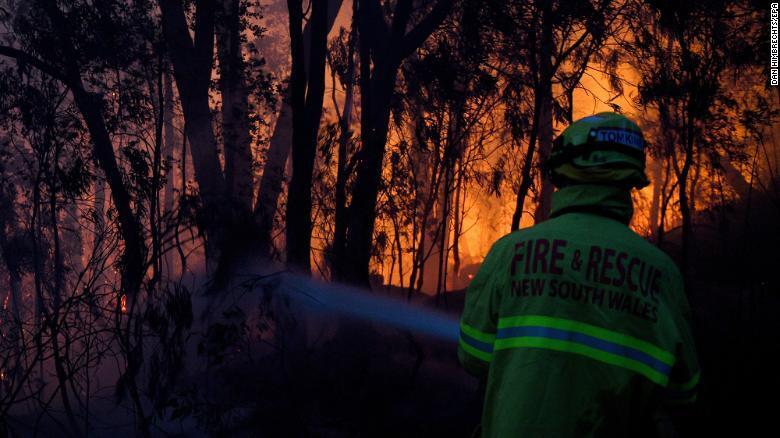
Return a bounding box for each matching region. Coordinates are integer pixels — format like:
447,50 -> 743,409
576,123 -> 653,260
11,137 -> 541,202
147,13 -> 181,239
0,0 -> 778,436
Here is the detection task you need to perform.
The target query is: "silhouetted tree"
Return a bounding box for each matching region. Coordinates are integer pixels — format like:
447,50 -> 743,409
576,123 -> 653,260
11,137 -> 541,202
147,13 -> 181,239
334,0 -> 453,286
284,0 -> 330,273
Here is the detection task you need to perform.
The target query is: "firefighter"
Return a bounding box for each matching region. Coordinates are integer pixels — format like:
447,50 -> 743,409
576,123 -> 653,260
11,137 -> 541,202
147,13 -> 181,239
458,112 -> 699,437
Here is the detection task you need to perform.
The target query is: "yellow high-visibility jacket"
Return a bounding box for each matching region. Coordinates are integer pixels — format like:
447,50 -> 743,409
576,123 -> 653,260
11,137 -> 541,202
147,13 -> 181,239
458,184 -> 699,437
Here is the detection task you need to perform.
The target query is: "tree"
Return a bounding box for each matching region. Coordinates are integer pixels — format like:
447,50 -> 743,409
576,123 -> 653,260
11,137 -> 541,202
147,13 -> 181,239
494,0 -> 620,230
626,0 -> 766,276
160,0 -> 276,283
334,0 -> 453,286
0,0 -> 147,301
285,0 -> 330,272
254,0 -> 344,258
159,0 -> 226,247
217,0 -> 255,211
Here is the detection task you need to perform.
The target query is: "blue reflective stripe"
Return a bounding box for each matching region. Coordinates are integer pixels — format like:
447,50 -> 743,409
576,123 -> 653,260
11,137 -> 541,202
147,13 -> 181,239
496,326 -> 671,376
460,329 -> 494,354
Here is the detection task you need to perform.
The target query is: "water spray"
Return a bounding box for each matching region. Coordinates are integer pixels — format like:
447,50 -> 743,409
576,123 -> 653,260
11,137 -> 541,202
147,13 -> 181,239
270,273 -> 461,343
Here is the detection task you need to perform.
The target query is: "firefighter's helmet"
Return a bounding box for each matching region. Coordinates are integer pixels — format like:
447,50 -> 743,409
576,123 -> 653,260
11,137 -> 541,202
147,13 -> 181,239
544,112 -> 649,188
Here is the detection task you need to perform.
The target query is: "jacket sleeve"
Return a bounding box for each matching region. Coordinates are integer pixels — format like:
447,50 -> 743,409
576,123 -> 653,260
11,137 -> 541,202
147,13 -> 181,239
458,238 -> 505,378
664,269 -> 700,405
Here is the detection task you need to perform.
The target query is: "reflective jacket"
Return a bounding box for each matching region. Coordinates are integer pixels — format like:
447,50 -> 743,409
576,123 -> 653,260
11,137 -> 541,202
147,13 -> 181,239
458,184 -> 700,437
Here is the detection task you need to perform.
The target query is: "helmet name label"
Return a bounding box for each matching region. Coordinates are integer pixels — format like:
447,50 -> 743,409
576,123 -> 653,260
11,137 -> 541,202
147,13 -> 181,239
593,128 -> 644,151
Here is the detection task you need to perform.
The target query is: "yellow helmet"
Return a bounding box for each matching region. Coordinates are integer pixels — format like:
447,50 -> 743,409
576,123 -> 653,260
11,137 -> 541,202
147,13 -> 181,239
543,112 -> 649,188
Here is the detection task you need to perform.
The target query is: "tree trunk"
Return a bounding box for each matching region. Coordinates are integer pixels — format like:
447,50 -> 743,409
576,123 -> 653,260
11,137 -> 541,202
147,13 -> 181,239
0,187 -> 24,338
511,95 -> 541,231
150,60 -> 165,290
331,0 -> 358,279
285,0 -> 329,272
338,0 -> 453,286
452,149 -> 466,279
71,83 -> 145,300
163,67 -> 178,277
255,0 -> 344,257
342,67 -> 395,286
403,105 -> 434,295
160,0 -> 226,246
217,0 -> 254,210
93,167 -> 107,252
533,0 -> 554,223
689,147 -> 702,218
163,68 -> 177,214
648,157 -> 663,239
511,6 -> 541,232
678,112 -> 695,279
435,160 -> 454,303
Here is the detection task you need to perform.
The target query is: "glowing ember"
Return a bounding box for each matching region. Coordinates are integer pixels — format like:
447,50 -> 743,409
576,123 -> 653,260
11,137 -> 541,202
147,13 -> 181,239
120,294 -> 127,314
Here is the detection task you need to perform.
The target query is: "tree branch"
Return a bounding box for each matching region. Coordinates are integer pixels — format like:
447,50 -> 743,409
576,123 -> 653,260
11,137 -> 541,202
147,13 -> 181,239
0,45 -> 69,84
159,0 -> 197,87
395,0 -> 453,62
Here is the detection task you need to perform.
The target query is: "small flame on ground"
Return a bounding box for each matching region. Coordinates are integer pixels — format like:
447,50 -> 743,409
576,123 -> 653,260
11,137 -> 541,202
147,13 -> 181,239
120,294 -> 127,314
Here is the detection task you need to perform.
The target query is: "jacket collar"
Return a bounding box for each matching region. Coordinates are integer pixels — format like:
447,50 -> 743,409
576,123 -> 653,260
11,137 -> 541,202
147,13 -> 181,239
549,184 -> 634,225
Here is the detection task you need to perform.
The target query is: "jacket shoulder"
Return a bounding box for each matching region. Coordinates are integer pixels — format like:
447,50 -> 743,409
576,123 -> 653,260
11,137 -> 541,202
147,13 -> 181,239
624,232 -> 683,283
